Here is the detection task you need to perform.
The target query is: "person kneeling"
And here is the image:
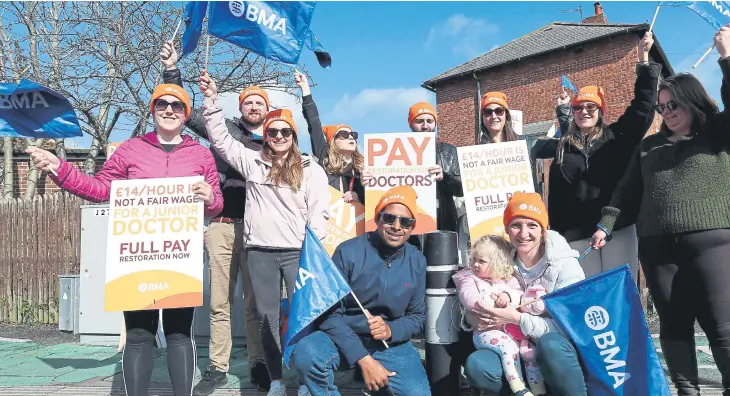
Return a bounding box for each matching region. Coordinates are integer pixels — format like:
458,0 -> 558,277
291,186 -> 431,396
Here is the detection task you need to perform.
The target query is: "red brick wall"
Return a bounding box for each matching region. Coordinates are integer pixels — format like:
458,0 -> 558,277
3,158 -> 104,198
435,33 -> 664,147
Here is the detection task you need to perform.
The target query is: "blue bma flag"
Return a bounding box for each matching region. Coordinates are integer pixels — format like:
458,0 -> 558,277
660,1 -> 730,30
0,79 -> 82,138
561,75 -> 577,93
207,1 -> 331,68
542,265 -> 670,396
181,1 -> 208,57
282,226 -> 351,367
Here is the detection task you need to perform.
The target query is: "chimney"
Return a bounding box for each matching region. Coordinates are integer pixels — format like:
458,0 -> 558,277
583,2 -> 608,24
594,2 -> 604,15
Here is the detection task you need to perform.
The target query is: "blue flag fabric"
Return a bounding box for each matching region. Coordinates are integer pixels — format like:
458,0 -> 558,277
542,265 -> 670,396
305,30 -> 332,68
282,226 -> 351,367
181,1 -> 208,57
660,1 -> 730,30
0,80 -> 82,138
207,1 -> 330,67
561,75 -> 578,93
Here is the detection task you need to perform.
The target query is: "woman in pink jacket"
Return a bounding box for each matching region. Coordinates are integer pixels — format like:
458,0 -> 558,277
27,83 -> 223,396
200,71 -> 330,396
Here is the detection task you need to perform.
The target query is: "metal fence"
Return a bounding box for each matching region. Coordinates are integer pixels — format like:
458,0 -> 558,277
0,193 -> 85,324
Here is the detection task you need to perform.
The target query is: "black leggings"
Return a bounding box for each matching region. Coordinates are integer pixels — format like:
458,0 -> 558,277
122,308 -> 196,396
639,229 -> 730,395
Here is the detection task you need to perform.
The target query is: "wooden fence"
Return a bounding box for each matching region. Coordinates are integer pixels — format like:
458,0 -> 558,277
0,193 -> 85,324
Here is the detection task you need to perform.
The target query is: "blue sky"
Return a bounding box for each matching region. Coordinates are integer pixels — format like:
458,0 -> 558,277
93,1 -> 725,154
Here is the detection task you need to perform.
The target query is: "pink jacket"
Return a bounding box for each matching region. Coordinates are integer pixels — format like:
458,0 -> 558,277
202,95 -> 330,249
453,269 -> 524,313
453,269 -> 527,339
50,132 -> 223,218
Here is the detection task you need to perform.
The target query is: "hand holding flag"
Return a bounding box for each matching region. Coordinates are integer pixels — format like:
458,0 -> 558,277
26,146 -> 60,176
715,23 -> 730,59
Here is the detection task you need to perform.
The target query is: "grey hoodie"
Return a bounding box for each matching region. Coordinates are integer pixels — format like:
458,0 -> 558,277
463,230 -> 585,340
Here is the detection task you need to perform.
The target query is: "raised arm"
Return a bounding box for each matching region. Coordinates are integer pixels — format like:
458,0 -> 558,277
160,40 -> 208,140
200,73 -> 255,180
606,32 -> 661,143
295,70 -> 329,161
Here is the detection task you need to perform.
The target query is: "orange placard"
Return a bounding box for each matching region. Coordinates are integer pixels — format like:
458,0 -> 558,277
323,186 -> 365,256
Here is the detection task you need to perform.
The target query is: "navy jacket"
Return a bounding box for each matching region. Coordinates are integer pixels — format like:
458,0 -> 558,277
318,232 -> 426,366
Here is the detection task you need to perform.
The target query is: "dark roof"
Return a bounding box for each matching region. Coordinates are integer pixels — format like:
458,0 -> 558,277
522,119 -> 556,137
424,22 -> 674,88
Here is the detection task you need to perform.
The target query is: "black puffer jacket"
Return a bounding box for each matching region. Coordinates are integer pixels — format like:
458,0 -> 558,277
301,94 -> 366,202
163,68 -> 264,219
436,141 -> 463,232
532,62 -> 662,241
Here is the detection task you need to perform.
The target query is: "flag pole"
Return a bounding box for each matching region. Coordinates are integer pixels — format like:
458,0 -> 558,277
350,291 -> 389,349
649,4 -> 661,32
204,35 -> 211,71
48,167 -> 58,177
694,43 -> 716,68
171,18 -> 183,43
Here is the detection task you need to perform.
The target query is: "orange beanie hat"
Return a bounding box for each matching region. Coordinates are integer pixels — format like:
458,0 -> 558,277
572,86 -> 606,114
322,124 -> 352,143
503,192 -> 548,231
374,186 -> 419,228
481,91 -> 509,111
150,84 -> 192,118
408,102 -> 438,127
263,109 -> 297,136
239,86 -> 270,110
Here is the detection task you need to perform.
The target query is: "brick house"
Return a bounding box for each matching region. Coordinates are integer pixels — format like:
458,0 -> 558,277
0,143 -> 105,198
422,2 -> 675,153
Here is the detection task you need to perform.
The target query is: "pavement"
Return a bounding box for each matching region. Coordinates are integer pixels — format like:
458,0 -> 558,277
0,323 -> 726,396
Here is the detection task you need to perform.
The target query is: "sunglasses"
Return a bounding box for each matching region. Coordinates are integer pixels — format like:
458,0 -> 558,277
154,99 -> 186,114
379,213 -> 415,229
335,130 -> 358,140
483,107 -> 505,117
571,103 -> 599,113
654,100 -> 679,114
266,127 -> 294,138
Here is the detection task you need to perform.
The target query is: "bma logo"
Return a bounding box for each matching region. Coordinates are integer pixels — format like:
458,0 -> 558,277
585,305 -> 609,331
0,92 -> 50,110
586,305 -> 631,388
228,1 -> 287,35
382,194 -> 405,204
138,282 -> 169,293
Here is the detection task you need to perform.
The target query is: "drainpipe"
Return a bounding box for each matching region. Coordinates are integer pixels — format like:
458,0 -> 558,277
473,72 -> 481,144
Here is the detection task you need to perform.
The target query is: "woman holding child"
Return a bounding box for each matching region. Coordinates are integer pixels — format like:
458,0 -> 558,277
459,192 -> 587,396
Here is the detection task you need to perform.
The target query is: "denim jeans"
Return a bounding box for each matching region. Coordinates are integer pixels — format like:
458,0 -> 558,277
463,332 -> 586,396
291,331 -> 431,396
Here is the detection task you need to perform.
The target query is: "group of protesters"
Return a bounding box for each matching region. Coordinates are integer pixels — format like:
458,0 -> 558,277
23,23 -> 730,396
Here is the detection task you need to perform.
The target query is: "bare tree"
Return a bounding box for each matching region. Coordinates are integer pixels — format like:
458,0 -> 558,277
0,2 -> 296,178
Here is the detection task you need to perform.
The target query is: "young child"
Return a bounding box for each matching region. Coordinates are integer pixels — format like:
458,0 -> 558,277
453,234 -> 546,396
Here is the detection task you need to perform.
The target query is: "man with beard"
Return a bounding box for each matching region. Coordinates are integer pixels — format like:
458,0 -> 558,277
362,103 -> 463,234
291,185 -> 430,396
407,102 -> 463,233
160,41 -> 270,394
